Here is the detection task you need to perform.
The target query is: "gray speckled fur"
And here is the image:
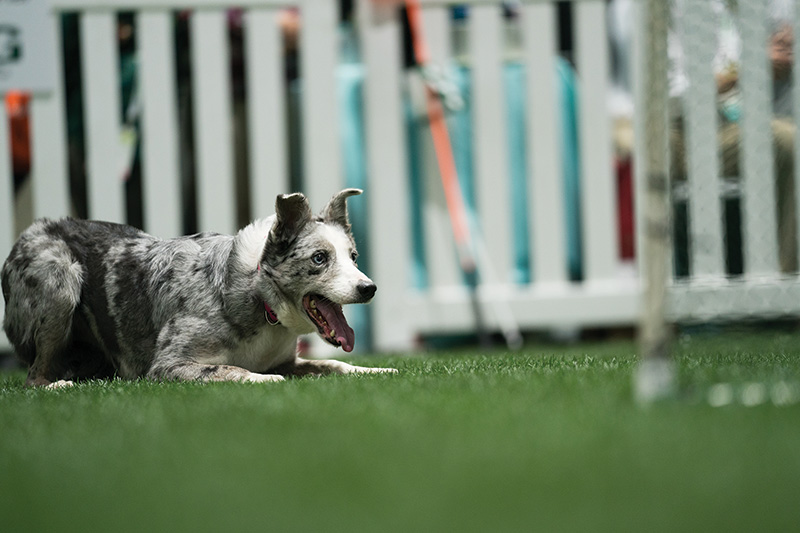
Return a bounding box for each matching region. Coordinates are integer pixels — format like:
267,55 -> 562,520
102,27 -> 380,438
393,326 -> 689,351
1,189 -> 394,386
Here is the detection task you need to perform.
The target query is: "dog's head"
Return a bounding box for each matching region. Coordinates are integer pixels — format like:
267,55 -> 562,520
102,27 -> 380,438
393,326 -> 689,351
260,189 -> 374,352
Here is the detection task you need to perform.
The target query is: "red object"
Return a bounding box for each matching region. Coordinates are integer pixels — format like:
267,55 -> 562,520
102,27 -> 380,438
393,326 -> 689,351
616,157 -> 635,259
6,91 -> 31,178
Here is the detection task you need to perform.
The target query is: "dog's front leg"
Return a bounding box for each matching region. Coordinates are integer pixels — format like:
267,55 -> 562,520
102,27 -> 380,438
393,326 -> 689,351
148,361 -> 285,383
275,357 -> 397,377
150,319 -> 285,383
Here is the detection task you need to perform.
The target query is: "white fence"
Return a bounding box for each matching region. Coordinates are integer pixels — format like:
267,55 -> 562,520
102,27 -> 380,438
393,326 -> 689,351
664,0 -> 800,324
365,0 -> 638,351
2,0 -> 799,355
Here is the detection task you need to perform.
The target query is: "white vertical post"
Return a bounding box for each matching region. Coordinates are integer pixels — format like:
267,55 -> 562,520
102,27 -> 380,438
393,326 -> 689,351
738,1 -> 779,275
300,0 -> 341,212
30,6 -> 70,220
682,0 -> 725,278
81,11 -> 125,223
191,10 -> 236,234
30,97 -> 70,220
0,101 -> 13,351
138,10 -> 182,238
523,2 -> 567,285
420,6 -> 461,289
470,5 -> 511,284
794,0 -> 800,271
245,8 -> 289,217
575,0 -> 618,281
358,0 -> 413,351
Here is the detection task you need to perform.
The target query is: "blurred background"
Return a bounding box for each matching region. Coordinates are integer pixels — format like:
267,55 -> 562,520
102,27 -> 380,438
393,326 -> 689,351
1,0 -> 799,363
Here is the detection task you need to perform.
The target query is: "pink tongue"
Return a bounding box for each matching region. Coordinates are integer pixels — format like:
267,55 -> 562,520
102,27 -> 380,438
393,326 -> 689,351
316,298 -> 355,352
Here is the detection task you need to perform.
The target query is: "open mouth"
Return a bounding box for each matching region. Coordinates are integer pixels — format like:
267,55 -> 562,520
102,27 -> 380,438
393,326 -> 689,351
303,294 -> 355,352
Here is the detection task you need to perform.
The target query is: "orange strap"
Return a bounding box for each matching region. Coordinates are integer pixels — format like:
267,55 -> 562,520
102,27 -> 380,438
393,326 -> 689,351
405,0 -> 472,258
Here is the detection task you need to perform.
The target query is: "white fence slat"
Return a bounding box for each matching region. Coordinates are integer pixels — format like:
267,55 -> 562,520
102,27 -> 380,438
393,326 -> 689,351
300,0 -> 341,212
191,10 -> 236,234
420,6 -> 461,289
682,0 -> 725,278
0,102 -> 13,351
421,4 -> 451,60
358,0 -> 413,351
31,11 -> 70,220
138,10 -> 182,238
523,2 -> 567,284
81,11 -> 126,223
245,8 -> 288,218
575,0 -> 618,281
0,103 -> 13,240
738,1 -> 779,275
31,99 -> 70,220
794,0 -> 800,270
470,5 -> 511,284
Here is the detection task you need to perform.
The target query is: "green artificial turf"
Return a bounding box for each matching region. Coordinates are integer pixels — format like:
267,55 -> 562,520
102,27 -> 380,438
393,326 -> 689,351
2,332 -> 800,532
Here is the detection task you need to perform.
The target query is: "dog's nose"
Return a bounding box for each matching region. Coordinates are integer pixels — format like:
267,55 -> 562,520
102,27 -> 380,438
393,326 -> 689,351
357,281 -> 377,300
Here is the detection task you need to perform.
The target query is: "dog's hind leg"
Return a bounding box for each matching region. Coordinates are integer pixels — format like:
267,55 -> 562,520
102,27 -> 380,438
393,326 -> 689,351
3,237 -> 85,387
24,282 -> 83,387
25,315 -> 77,387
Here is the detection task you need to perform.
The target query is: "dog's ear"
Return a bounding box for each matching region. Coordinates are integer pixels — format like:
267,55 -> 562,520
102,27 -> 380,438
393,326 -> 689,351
263,193 -> 312,264
321,188 -> 362,231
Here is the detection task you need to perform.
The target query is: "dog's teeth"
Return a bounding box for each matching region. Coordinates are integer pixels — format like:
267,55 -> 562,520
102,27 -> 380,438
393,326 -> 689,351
310,299 -> 316,309
329,329 -> 335,338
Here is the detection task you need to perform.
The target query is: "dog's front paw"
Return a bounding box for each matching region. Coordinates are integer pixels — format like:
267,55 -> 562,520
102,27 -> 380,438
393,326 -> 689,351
352,366 -> 398,374
244,373 -> 285,383
44,380 -> 75,390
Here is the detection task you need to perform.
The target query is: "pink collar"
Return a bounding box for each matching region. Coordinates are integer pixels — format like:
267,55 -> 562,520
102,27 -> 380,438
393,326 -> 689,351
258,261 -> 280,325
264,301 -> 280,325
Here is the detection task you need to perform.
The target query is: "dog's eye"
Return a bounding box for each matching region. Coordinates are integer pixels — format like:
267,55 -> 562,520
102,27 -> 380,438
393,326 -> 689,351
311,251 -> 328,266
350,251 -> 358,263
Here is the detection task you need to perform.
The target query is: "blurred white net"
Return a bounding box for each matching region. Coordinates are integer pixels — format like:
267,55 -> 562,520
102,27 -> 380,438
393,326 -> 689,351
659,0 -> 800,323
636,0 -> 800,400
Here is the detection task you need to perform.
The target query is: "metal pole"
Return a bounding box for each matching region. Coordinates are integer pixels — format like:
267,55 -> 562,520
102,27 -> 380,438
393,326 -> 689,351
635,0 -> 675,402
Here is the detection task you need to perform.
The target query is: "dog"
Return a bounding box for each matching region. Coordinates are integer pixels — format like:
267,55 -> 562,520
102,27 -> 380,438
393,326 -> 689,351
1,188 -> 396,387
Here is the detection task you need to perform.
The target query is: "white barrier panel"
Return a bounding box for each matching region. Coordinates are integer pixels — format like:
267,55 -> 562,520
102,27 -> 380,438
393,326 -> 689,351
245,8 -> 289,217
301,0 -> 343,212
358,0 -> 413,351
471,5 -> 512,284
575,0 -> 618,283
138,10 -> 182,238
0,101 -> 13,352
81,11 -> 126,223
523,2 -> 567,286
681,0 -> 725,279
738,1 -> 778,275
191,10 -> 236,235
